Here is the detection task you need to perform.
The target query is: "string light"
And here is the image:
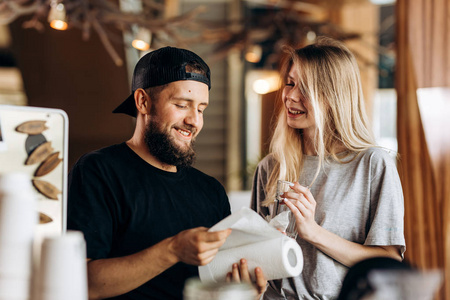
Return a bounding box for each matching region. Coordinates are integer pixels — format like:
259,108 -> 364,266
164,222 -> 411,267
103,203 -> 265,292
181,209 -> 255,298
132,27 -> 152,51
369,0 -> 395,4
245,44 -> 263,63
48,2 -> 68,31
251,71 -> 281,95
253,79 -> 271,94
306,31 -> 316,42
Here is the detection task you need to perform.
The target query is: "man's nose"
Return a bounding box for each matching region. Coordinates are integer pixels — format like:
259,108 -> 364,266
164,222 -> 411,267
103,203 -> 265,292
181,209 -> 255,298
185,108 -> 201,127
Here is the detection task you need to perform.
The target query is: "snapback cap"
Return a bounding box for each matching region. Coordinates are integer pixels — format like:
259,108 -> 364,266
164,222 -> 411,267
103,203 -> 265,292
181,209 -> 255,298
113,46 -> 211,117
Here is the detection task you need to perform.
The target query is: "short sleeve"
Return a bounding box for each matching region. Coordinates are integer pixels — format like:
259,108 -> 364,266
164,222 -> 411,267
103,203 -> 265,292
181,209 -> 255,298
365,150 -> 406,256
67,154 -> 116,260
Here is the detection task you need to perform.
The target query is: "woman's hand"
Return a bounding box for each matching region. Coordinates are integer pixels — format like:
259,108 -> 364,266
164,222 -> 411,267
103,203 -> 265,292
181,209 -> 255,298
283,182 -> 320,241
226,258 -> 267,298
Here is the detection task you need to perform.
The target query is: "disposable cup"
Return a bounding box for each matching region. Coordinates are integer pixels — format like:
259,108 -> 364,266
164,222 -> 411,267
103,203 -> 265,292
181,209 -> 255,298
35,231 -> 88,300
0,173 -> 37,246
0,244 -> 33,277
0,275 -> 31,300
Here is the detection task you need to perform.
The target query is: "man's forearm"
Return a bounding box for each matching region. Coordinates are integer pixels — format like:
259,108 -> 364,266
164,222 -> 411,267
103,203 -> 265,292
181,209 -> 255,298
87,237 -> 178,300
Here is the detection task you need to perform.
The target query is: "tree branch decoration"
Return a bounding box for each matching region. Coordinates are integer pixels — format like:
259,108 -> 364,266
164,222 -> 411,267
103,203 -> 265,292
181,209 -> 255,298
0,0 -> 208,66
0,0 -> 375,68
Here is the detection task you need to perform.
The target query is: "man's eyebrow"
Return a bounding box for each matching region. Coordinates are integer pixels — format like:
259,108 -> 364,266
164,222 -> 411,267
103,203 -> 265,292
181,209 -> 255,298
172,98 -> 208,106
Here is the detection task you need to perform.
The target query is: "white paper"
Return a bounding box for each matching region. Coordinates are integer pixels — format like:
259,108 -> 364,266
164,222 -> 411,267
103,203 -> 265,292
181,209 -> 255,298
199,207 -> 303,283
268,210 -> 290,232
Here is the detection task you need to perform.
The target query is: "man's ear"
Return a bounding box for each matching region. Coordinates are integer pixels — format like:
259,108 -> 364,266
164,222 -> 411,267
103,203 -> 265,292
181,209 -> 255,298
134,88 -> 150,115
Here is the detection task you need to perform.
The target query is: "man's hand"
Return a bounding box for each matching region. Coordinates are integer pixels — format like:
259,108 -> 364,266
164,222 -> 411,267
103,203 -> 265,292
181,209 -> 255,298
226,258 -> 267,298
169,227 -> 231,266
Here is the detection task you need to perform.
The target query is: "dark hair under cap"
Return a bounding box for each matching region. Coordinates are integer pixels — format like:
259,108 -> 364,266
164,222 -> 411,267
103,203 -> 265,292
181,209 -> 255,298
337,257 -> 412,300
113,46 -> 211,117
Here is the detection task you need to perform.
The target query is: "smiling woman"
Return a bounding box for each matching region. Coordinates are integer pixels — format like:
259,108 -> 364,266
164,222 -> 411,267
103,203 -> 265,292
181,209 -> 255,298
282,66 -> 316,143
251,37 -> 405,300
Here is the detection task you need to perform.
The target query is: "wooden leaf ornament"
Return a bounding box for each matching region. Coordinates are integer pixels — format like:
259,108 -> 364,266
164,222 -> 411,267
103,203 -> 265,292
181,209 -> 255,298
25,141 -> 53,165
35,152 -> 62,177
15,120 -> 48,135
39,212 -> 53,224
32,179 -> 60,200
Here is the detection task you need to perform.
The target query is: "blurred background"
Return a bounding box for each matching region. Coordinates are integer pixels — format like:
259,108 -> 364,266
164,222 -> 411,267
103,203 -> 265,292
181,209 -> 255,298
0,0 -> 449,299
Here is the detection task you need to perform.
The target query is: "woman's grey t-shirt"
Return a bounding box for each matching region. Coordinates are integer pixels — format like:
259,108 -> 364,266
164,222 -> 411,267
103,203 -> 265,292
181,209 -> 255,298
251,148 -> 406,300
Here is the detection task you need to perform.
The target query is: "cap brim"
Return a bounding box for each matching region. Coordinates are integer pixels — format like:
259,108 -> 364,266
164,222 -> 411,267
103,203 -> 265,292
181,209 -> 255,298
113,94 -> 137,117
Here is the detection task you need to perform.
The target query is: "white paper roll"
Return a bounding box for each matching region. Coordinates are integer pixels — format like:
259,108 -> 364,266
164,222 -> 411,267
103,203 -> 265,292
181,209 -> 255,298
199,236 -> 303,283
198,208 -> 305,284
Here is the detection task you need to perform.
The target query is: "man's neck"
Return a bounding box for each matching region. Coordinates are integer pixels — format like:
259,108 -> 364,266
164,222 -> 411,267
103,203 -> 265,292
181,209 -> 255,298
126,139 -> 177,172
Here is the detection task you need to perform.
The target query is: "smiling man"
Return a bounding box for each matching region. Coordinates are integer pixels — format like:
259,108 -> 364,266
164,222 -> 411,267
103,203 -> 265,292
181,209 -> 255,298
67,47 -> 266,300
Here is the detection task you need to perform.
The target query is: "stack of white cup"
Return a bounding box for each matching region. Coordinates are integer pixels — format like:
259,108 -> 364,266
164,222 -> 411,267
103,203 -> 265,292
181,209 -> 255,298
0,173 -> 38,300
34,230 -> 88,300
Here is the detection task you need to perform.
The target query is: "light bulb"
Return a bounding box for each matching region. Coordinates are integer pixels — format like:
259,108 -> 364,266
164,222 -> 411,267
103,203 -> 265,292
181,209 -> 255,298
245,44 -> 263,63
48,3 -> 68,30
306,31 -> 316,42
132,28 -> 152,51
251,71 -> 281,95
370,0 -> 395,4
253,79 -> 271,94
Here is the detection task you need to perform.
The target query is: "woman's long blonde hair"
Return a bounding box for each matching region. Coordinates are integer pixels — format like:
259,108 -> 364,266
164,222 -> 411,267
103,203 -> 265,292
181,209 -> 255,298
262,37 -> 376,206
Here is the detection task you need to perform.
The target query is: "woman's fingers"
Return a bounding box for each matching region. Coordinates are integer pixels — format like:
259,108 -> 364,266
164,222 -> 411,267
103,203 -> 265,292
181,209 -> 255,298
293,183 -> 315,204
295,193 -> 311,211
285,198 -> 305,219
294,196 -> 314,219
284,182 -> 316,207
284,192 -> 311,210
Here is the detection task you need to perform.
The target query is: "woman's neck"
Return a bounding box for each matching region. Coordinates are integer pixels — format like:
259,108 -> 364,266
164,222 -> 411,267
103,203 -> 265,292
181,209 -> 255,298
302,136 -> 347,156
302,138 -> 316,156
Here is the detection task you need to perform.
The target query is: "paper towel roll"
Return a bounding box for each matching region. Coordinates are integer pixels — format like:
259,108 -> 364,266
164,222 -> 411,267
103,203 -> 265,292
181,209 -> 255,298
199,236 -> 303,283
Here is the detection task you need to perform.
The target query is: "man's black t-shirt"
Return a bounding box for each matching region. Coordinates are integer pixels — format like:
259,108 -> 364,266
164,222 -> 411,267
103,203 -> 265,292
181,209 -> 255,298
67,143 -> 231,299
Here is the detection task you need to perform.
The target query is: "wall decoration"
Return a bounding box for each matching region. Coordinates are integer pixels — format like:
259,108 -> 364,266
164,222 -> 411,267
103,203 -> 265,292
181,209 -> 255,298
24,141 -> 53,165
0,105 -> 68,240
32,179 -> 61,200
35,152 -> 62,177
15,120 -> 49,135
39,212 -> 53,224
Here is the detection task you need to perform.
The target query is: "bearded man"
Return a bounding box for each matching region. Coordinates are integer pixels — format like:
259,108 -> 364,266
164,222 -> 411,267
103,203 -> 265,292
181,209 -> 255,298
67,47 -> 266,300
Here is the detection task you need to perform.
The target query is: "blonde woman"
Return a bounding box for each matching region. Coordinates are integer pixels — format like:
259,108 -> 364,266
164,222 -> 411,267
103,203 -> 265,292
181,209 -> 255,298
251,37 -> 405,299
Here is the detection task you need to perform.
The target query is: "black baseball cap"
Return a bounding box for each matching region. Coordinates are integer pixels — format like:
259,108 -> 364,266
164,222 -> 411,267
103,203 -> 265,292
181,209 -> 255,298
113,46 -> 211,117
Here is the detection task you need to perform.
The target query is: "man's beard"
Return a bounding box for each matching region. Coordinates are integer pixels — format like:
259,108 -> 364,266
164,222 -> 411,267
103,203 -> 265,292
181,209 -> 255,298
144,119 -> 196,168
